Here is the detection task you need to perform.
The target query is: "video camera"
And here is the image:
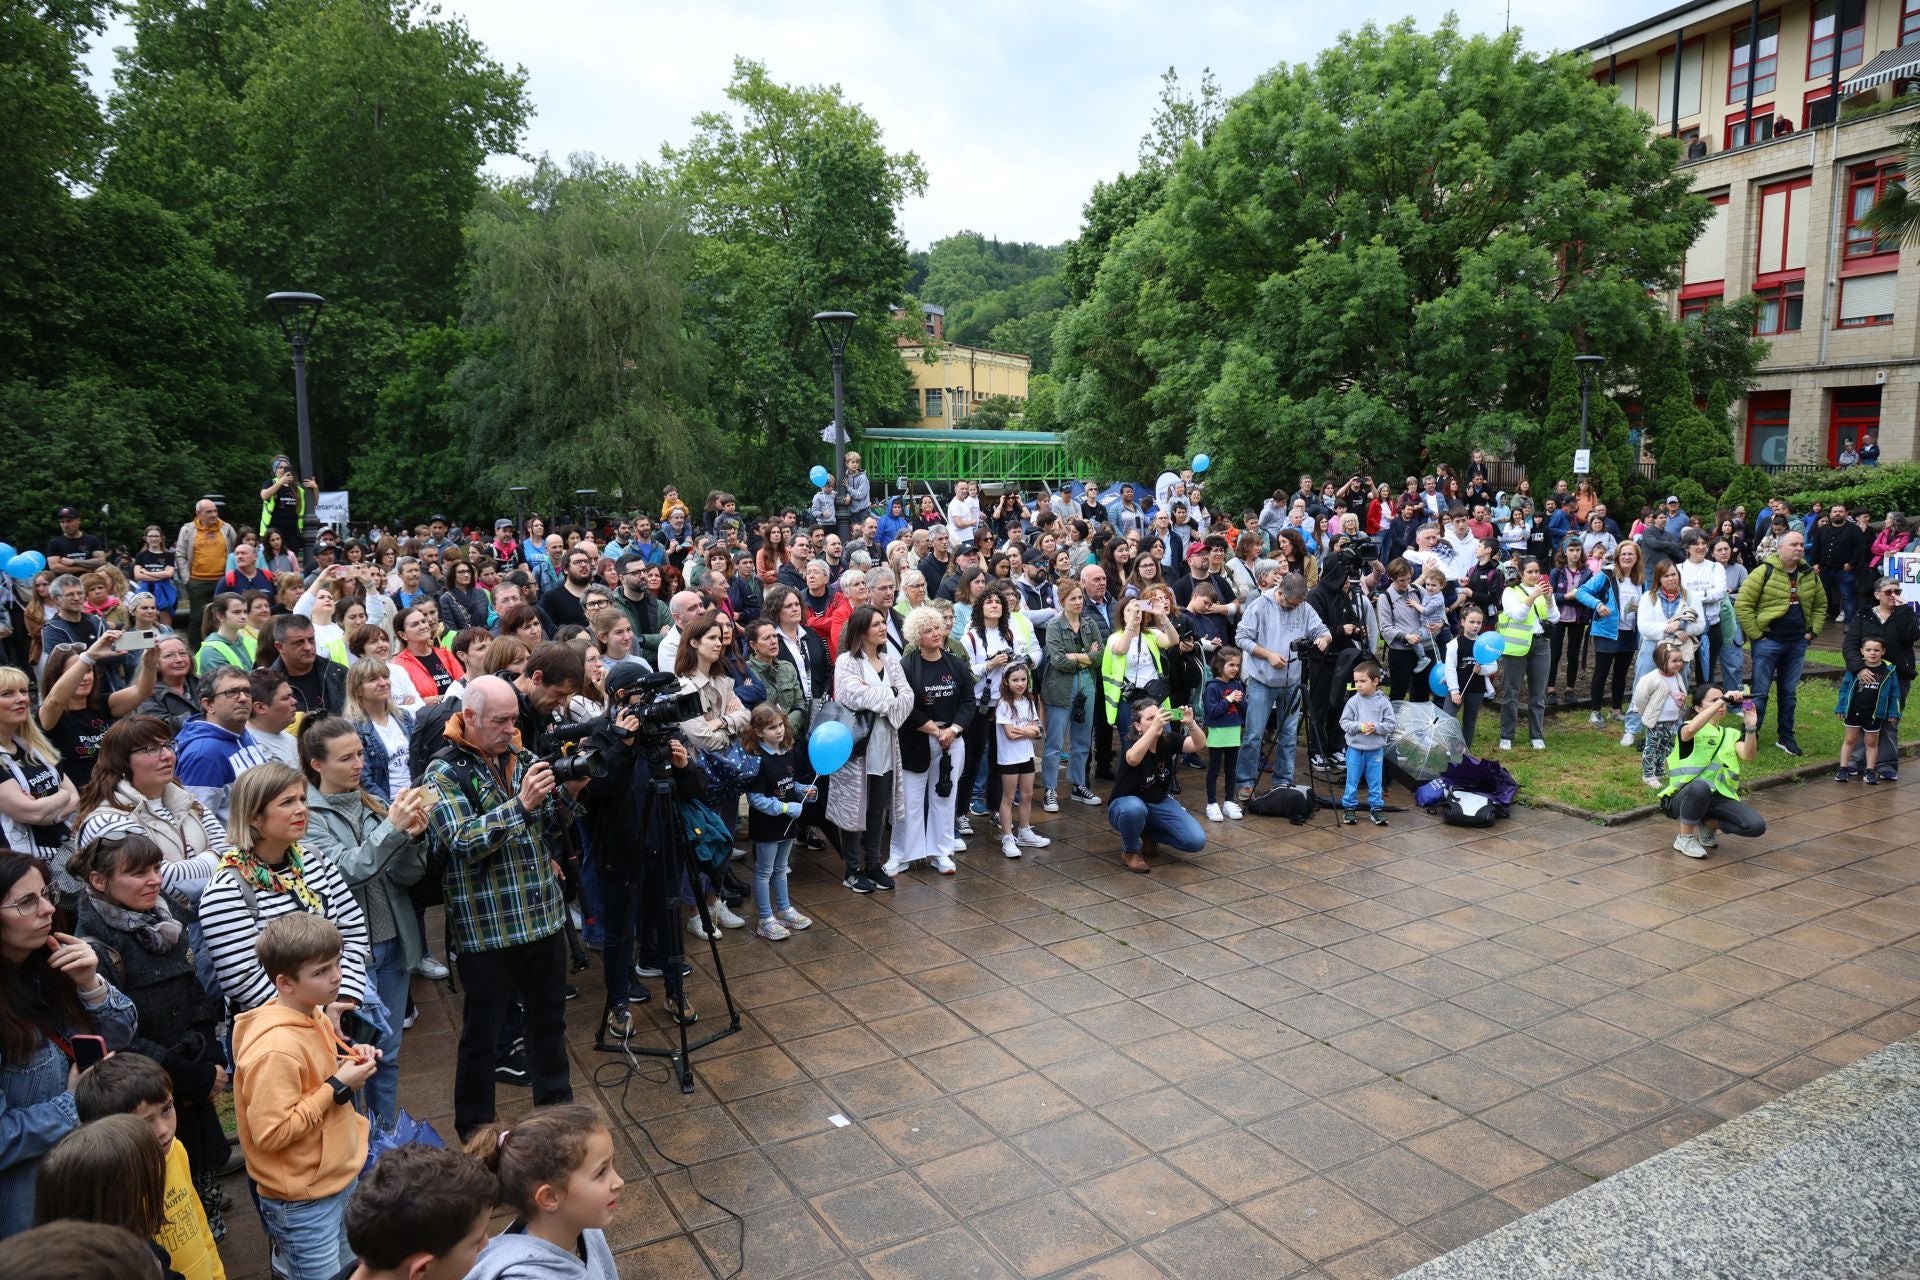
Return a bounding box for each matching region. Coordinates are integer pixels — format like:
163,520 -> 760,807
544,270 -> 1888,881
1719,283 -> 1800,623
538,671 -> 704,782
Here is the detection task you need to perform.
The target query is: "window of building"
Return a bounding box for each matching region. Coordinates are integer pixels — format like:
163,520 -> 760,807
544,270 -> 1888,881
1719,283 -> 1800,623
1658,41 -> 1704,126
1754,280 -> 1803,333
1905,0 -> 1920,48
1755,177 -> 1811,279
1611,62 -> 1639,111
1729,16 -> 1780,103
1810,0 -> 1866,80
1681,292 -> 1723,322
1685,194 -> 1730,287
1830,388 -> 1880,463
1725,106 -> 1774,149
1838,272 -> 1896,327
1745,390 -> 1791,465
924,388 -> 944,417
1844,160 -> 1903,261
905,388 -> 920,416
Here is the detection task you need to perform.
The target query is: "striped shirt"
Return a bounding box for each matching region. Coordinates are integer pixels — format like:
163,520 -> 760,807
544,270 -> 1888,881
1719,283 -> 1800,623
198,847 -> 370,1011
425,743 -> 576,953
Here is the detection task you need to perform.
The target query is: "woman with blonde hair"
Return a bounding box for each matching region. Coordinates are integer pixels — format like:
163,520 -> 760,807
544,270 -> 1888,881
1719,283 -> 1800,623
0,666 -> 77,862
345,658 -> 416,801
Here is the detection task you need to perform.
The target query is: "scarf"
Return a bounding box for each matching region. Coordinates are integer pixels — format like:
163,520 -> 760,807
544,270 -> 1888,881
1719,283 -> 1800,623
216,845 -> 326,915
84,887 -> 183,954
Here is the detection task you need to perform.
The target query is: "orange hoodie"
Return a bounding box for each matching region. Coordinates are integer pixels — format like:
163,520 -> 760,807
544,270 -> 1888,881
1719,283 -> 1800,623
231,1002 -> 368,1201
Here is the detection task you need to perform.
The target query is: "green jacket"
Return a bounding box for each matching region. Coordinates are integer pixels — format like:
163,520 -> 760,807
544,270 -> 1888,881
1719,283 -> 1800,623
1733,555 -> 1827,643
748,653 -> 806,740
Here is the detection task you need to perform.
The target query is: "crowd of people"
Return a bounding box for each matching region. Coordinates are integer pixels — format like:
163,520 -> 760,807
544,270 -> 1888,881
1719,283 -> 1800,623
0,444 -> 1911,1279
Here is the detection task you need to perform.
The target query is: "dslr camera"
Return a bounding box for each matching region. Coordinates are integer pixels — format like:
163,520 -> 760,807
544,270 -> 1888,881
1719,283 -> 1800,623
542,670 -> 704,780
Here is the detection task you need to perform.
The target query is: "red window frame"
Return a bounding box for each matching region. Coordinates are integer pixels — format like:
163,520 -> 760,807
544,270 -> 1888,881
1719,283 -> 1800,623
1837,275 -> 1895,328
1680,291 -> 1722,321
1905,0 -> 1920,48
1729,14 -> 1781,103
1843,159 -> 1903,265
1753,280 -> 1805,334
1744,390 -> 1791,465
1725,105 -> 1775,149
1755,176 -> 1811,282
1809,0 -> 1866,80
1829,389 -> 1880,464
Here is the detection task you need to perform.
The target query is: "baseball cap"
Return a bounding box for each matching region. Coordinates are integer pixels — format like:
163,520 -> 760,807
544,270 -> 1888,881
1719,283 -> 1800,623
430,513 -> 450,524
56,506 -> 78,520
1664,495 -> 1680,504
495,518 -> 514,530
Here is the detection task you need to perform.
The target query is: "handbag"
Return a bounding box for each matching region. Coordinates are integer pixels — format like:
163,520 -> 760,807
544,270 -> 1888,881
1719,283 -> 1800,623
697,739 -> 760,790
813,698 -> 875,752
363,1110 -> 446,1174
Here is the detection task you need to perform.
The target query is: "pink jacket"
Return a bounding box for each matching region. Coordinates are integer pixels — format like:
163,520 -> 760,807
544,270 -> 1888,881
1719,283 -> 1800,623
1870,528 -> 1910,570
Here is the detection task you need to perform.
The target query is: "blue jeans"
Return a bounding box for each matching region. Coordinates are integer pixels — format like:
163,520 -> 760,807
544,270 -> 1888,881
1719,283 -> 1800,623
1342,747 -> 1385,810
1750,634 -> 1808,743
258,1183 -> 354,1280
1042,692 -> 1092,792
1237,680 -> 1302,793
1107,794 -> 1208,855
362,939 -> 408,1131
753,839 -> 794,921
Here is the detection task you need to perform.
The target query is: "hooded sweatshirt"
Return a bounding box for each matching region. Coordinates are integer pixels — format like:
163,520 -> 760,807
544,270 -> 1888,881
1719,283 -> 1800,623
465,1226 -> 618,1280
173,718 -> 273,826
230,1002 -> 368,1202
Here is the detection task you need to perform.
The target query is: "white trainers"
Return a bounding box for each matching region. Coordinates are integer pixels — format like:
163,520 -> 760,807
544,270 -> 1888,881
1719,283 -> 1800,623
687,915 -> 719,940
712,901 -> 747,929
1672,833 -> 1710,859
1619,732 -> 1636,748
1696,827 -> 1719,848
1002,835 -> 1022,859
1015,827 -> 1050,847
933,855 -> 957,874
1223,800 -> 1244,820
1588,712 -> 1604,727
778,908 -> 813,929
756,918 -> 791,941
1530,739 -> 1546,750
881,860 -> 906,879
412,955 -> 450,980
1206,802 -> 1225,822
1498,739 -> 1513,752
1642,774 -> 1662,789
1042,788 -> 1059,813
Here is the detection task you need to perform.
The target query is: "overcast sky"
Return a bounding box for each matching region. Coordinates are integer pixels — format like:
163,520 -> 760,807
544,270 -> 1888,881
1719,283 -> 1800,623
82,0 -> 1618,248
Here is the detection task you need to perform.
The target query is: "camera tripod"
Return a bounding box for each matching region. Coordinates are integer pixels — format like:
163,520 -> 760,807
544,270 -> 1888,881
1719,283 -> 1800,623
594,769 -> 740,1094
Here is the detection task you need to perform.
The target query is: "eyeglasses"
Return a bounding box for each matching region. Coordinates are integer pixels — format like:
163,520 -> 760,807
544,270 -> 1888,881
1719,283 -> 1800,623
130,742 -> 175,757
3,887 -> 58,916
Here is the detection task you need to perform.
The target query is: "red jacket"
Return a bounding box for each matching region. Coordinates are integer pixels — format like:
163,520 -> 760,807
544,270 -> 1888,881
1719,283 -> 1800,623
391,646 -> 465,701
804,593 -> 852,661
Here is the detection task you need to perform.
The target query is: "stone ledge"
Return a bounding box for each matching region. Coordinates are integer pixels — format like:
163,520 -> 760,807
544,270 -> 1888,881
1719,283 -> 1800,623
1399,1033 -> 1920,1280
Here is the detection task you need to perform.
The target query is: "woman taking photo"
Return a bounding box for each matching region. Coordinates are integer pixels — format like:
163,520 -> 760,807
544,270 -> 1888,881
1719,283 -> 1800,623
390,604 -> 464,705
196,762 -> 370,1013
130,526 -> 178,628
1495,557 -> 1553,751
438,559 -> 492,634
38,633 -> 156,790
67,825 -> 229,1213
345,658 -> 416,802
0,848 -> 137,1236
298,715 -> 429,1130
891,606 -> 975,876
73,717 -> 225,906
828,607 -> 916,891
1041,581 -> 1103,813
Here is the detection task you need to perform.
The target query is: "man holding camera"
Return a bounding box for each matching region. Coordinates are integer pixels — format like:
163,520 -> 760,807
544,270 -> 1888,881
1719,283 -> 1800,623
1234,572 -> 1331,801
583,664 -> 705,1035
426,673 -> 586,1138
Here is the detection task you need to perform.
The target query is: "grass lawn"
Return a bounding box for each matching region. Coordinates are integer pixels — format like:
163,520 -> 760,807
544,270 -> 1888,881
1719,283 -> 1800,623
1452,704 -> 1854,816
1806,647 -> 1848,668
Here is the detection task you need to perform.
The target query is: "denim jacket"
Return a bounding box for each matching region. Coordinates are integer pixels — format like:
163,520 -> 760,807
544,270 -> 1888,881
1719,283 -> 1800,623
0,978 -> 138,1238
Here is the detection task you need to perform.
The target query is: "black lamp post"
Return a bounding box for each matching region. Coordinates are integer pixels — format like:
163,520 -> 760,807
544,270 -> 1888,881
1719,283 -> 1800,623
1574,353 -> 1606,455
266,291 -> 325,545
813,310 -> 856,540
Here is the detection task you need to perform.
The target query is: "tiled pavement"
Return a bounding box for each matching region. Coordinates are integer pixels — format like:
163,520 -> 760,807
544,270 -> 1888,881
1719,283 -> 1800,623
218,771 -> 1920,1279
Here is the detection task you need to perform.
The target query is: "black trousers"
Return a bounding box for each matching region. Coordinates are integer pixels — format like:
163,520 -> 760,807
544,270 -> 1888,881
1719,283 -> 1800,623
1094,709 -> 1114,777
1589,647 -> 1631,712
454,931 -> 572,1137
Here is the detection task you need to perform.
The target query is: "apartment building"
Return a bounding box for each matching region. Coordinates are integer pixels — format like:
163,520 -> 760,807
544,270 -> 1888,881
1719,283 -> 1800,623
1588,0 -> 1920,465
890,303 -> 1032,429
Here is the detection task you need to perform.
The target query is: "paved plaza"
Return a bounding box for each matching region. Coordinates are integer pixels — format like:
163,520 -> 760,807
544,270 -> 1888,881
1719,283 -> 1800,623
220,770 -> 1920,1279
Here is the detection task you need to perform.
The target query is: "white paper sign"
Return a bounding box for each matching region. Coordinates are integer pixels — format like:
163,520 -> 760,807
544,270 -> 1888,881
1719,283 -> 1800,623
1572,449 -> 1591,475
316,490 -> 350,526
1887,552 -> 1920,606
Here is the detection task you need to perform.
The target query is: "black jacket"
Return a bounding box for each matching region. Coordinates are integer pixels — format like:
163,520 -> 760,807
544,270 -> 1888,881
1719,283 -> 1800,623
1811,519 -> 1869,573
1844,604 -> 1920,679
899,650 -> 976,773
271,655 -> 346,717
75,893 -> 225,1104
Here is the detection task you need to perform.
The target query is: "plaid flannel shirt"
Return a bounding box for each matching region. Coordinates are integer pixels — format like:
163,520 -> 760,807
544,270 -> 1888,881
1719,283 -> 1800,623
425,742 -> 579,953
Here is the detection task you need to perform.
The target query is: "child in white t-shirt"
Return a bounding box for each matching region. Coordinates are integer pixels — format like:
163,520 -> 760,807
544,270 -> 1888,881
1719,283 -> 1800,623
995,664 -> 1048,858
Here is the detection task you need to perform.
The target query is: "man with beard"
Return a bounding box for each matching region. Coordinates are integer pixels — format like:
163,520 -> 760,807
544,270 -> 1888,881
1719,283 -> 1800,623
539,547 -> 596,628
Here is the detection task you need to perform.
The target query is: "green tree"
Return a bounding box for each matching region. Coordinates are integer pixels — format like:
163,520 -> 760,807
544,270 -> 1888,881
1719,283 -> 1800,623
1644,326 -> 1739,493
105,0 -> 529,484
963,395 -> 1022,430
1514,338 -> 1629,503
1054,20 -> 1737,514
661,59 -> 926,503
352,323 -> 488,526
453,156 -> 716,517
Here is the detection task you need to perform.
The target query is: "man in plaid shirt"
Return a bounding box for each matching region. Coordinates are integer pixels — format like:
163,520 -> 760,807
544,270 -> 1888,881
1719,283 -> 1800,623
426,673 -> 585,1137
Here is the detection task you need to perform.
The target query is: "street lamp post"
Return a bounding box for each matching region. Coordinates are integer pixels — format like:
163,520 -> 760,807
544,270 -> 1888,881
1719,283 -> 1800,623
1574,353 -> 1606,458
265,292 -> 325,546
813,310 -> 856,541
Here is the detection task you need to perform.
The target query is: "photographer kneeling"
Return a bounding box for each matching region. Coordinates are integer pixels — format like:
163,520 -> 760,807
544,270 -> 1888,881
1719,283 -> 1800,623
581,663 -> 706,1036
1660,684 -> 1767,860
1108,699 -> 1209,874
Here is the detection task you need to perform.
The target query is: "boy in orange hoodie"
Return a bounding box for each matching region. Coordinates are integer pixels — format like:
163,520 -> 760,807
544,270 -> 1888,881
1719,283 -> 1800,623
231,913 -> 378,1280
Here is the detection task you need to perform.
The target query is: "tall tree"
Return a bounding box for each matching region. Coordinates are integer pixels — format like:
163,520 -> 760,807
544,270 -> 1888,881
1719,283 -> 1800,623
105,0 -> 528,483
662,59 -> 926,502
1054,20 -> 1742,512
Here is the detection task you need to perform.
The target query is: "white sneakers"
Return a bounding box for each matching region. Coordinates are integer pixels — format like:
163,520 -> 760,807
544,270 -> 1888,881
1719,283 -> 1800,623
882,859 -> 906,879
1672,833 -> 1709,859
712,901 -> 746,929
1530,739 -> 1546,750
1223,800 -> 1244,820
1015,827 -> 1049,847
1206,803 -> 1225,822
756,918 -> 791,940
1642,774 -> 1662,789
1619,732 -> 1636,748
687,915 -> 719,940
1498,739 -> 1513,752
1696,827 -> 1719,848
933,855 -> 957,874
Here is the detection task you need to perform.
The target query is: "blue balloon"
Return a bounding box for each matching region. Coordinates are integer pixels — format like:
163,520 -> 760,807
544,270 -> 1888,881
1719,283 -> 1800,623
22,551 -> 44,572
1473,633 -> 1505,667
0,544 -> 15,565
809,465 -> 831,488
5,554 -> 37,582
1192,453 -> 1211,473
1429,664 -> 1449,699
808,720 -> 854,775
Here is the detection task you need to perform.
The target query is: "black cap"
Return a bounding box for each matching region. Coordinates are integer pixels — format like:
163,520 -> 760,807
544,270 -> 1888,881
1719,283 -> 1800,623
430,513 -> 450,524
56,507 -> 79,520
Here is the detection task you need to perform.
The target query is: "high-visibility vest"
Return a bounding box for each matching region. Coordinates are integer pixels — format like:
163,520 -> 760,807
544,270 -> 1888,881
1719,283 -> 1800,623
1497,590 -> 1549,657
260,486 -> 303,536
1100,632 -> 1165,724
1660,723 -> 1743,801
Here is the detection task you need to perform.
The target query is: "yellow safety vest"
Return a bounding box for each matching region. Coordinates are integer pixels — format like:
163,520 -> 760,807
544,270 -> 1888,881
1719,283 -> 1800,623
1660,723 -> 1743,801
1497,590 -> 1549,657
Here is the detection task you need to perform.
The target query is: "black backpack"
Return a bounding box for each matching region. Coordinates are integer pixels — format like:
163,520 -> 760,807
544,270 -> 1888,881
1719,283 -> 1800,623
1440,791 -> 1498,828
405,694 -> 468,911
1247,785 -> 1314,824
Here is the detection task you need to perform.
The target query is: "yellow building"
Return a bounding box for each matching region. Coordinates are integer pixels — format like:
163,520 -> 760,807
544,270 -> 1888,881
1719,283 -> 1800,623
893,304 -> 1032,428
1588,0 -> 1920,464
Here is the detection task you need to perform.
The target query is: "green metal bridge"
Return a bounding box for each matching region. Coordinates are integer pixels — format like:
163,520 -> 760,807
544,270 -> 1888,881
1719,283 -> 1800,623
859,428 -> 1092,493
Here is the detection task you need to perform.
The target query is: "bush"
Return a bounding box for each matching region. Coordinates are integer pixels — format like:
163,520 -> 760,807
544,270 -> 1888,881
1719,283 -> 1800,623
1779,462 -> 1920,517
1718,467 -> 1774,515
1667,477 -> 1714,519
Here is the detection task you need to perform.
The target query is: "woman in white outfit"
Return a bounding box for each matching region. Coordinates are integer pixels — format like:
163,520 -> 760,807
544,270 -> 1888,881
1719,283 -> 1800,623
825,607 -> 915,892
890,606 -> 977,874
